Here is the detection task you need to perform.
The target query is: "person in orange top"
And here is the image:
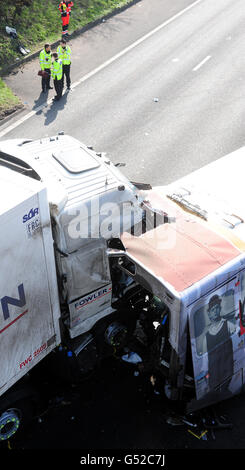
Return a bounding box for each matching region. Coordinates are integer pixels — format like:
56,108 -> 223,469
58,1 -> 69,36
64,1 -> 74,35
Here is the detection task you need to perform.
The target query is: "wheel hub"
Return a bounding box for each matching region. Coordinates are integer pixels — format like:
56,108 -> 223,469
0,409 -> 21,441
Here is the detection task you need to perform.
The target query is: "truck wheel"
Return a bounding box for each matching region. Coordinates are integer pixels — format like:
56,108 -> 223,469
0,408 -> 21,441
0,400 -> 34,442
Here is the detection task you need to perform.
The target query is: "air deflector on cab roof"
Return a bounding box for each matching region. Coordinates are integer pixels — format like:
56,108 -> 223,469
52,146 -> 100,174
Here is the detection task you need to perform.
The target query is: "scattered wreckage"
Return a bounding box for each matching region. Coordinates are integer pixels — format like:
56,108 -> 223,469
6,26 -> 30,57
0,134 -> 244,440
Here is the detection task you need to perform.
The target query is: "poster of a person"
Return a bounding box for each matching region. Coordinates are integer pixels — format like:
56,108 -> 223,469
202,294 -> 236,354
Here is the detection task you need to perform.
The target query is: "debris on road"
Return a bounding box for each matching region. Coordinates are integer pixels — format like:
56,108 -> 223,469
121,350 -> 143,364
166,406 -> 233,442
188,429 -> 208,440
6,25 -> 30,56
166,416 -> 184,426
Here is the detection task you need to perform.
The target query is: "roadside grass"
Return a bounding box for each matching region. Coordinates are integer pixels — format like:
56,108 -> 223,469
0,78 -> 23,120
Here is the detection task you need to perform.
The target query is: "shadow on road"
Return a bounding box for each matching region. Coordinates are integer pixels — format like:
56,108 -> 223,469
44,92 -> 68,126
33,91 -> 51,110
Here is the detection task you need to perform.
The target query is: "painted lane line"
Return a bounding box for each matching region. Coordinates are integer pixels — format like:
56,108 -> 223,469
71,0 -> 204,88
0,0 -> 204,139
193,55 -> 211,72
0,102 -> 53,139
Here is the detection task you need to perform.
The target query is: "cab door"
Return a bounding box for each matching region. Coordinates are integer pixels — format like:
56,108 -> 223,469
188,274 -> 243,404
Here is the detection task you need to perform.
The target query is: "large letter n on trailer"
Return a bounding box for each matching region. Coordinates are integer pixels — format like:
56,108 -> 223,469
1,284 -> 26,320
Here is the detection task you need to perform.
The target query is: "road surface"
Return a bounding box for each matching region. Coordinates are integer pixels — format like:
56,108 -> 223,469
2,0 -> 245,186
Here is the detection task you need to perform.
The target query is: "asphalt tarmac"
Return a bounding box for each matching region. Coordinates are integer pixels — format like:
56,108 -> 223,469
2,354 -> 245,452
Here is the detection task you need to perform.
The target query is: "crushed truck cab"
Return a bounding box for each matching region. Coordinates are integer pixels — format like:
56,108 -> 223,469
120,186 -> 245,412
1,135 -> 245,440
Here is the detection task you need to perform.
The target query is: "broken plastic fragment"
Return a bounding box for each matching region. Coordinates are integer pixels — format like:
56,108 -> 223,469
153,321 -> 160,330
6,26 -> 17,36
164,381 -> 171,399
121,351 -> 142,364
150,375 -> 156,386
18,45 -> 28,55
166,416 -> 184,426
188,429 -> 208,440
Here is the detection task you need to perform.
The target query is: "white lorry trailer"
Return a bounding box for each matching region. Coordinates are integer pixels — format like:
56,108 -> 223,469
1,134 -> 245,440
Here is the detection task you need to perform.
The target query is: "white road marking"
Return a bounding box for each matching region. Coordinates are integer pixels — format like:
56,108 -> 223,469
192,55 -> 211,71
0,0 -> 204,139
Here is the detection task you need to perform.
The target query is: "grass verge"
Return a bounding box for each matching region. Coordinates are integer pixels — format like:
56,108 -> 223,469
0,78 -> 23,121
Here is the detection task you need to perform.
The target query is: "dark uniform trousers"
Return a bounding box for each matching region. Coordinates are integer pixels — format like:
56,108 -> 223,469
62,64 -> 71,89
54,77 -> 63,100
42,68 -> 51,91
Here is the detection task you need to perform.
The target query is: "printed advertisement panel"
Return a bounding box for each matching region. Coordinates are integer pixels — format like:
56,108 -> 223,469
188,272 -> 245,403
0,192 -> 56,394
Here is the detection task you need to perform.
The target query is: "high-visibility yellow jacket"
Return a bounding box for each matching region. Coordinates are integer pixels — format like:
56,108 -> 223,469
57,45 -> 71,65
39,49 -> 52,70
51,59 -> 63,80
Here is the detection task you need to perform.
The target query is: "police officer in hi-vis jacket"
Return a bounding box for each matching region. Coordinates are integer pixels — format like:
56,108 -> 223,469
39,44 -> 53,92
57,39 -> 71,90
51,53 -> 63,101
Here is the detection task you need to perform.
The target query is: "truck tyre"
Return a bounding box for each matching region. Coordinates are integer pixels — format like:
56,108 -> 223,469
0,400 -> 34,442
0,408 -> 21,441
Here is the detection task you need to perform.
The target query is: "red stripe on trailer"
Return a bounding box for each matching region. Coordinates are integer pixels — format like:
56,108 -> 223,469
0,309 -> 28,334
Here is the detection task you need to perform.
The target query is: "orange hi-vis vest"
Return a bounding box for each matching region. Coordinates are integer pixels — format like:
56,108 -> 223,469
59,2 -> 67,17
